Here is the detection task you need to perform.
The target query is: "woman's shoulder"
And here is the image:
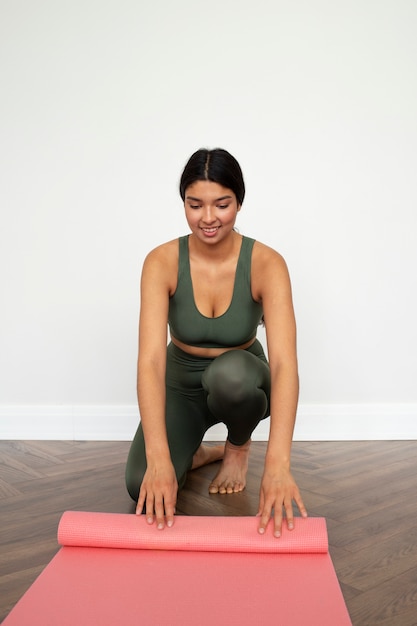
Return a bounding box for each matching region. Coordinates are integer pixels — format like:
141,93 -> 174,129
250,239 -> 291,301
251,239 -> 288,271
144,238 -> 180,265
141,238 -> 180,290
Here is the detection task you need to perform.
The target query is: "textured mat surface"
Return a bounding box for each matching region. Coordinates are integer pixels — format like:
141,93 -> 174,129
4,513 -> 352,625
58,510 -> 329,553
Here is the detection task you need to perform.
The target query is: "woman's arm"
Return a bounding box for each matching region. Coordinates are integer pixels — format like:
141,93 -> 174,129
135,243 -> 178,529
252,243 -> 307,537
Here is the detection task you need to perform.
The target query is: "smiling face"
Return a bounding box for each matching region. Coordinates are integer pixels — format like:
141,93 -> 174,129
184,180 -> 240,243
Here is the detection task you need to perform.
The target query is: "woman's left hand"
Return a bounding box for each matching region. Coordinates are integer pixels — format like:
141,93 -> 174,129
257,466 -> 307,537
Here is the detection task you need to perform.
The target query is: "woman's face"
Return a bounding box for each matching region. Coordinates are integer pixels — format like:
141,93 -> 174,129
184,180 -> 240,243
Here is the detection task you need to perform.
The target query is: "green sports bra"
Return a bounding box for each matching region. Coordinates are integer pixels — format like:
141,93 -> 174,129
168,235 -> 263,348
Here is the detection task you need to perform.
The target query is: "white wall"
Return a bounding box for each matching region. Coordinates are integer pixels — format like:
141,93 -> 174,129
1,0 -> 416,439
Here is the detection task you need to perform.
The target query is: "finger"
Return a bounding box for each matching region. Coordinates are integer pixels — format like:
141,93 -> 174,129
154,497 -> 165,530
273,506 -> 283,538
136,498 -> 144,515
164,498 -> 176,528
295,492 -> 308,518
257,503 -> 272,535
136,490 -> 145,516
257,491 -> 265,517
284,499 -> 294,531
145,494 -> 155,525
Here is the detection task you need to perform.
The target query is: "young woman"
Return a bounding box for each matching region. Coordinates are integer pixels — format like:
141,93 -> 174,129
125,148 -> 307,537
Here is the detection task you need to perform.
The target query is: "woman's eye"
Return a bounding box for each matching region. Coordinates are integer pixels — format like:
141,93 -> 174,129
218,205 -> 228,209
190,205 -> 200,209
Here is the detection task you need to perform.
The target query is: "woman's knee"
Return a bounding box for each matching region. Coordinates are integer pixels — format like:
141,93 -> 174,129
125,427 -> 146,502
203,349 -> 269,401
125,415 -> 202,501
201,350 -> 270,425
125,465 -> 141,502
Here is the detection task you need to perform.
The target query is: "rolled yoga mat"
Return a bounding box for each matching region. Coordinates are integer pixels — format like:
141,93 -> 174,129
4,512 -> 352,625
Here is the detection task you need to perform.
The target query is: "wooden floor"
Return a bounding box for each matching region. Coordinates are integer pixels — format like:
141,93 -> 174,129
1,440 -> 416,625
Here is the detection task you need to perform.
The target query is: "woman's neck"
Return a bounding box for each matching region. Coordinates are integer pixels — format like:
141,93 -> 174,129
188,230 -> 242,262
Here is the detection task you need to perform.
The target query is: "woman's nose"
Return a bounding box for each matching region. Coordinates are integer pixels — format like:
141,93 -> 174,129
202,206 -> 215,223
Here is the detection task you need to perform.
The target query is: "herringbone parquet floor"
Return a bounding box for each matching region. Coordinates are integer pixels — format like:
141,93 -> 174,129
1,440 -> 416,625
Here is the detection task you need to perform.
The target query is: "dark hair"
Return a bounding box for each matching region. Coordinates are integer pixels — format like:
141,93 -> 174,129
179,148 -> 245,205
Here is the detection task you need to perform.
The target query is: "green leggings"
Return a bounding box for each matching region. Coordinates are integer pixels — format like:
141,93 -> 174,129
125,340 -> 270,501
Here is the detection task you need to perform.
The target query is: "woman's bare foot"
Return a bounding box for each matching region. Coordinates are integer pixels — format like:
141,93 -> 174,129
191,444 -> 224,470
208,439 -> 251,494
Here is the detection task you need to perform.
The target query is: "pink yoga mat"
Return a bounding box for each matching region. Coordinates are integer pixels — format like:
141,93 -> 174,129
58,511 -> 328,553
4,513 -> 352,625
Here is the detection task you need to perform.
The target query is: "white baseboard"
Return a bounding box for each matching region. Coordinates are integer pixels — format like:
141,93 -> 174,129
0,403 -> 416,441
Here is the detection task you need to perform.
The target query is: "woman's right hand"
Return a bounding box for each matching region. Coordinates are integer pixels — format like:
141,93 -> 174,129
136,460 -> 178,529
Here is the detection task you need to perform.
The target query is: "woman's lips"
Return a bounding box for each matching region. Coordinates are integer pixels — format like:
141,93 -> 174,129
201,226 -> 220,236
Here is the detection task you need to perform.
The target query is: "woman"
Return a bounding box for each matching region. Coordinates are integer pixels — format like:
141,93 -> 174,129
125,148 -> 307,537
